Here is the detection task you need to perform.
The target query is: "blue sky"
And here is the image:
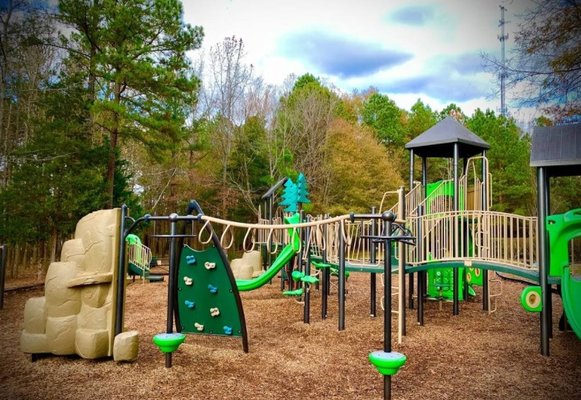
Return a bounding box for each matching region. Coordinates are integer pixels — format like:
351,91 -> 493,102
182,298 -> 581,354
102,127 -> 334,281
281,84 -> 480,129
185,0 -> 534,119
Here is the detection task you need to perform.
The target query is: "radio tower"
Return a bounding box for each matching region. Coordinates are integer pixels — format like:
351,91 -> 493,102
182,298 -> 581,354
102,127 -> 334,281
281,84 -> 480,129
498,5 -> 509,116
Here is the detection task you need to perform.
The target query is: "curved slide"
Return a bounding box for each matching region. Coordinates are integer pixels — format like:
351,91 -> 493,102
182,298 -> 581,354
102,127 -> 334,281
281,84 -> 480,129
236,213 -> 301,292
561,267 -> 581,341
236,242 -> 297,291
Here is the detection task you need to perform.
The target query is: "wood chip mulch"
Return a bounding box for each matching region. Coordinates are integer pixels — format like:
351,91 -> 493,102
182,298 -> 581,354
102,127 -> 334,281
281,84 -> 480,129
1,273 -> 580,399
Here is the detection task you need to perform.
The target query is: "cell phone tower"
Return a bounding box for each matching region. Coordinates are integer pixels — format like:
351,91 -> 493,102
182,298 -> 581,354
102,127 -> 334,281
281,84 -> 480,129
498,5 -> 509,117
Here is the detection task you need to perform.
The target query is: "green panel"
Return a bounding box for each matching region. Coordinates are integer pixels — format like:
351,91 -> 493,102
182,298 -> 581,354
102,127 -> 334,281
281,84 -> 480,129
177,245 -> 244,337
547,209 -> 581,277
424,180 -> 465,214
466,267 -> 483,286
427,267 -> 464,300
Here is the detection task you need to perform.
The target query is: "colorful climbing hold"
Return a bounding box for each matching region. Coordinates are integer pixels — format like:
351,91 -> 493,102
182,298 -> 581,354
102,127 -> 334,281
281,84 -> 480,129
223,326 -> 233,335
204,261 -> 216,270
210,307 -> 220,317
186,255 -> 196,265
208,284 -> 218,294
184,300 -> 195,309
183,276 -> 193,286
194,322 -> 204,332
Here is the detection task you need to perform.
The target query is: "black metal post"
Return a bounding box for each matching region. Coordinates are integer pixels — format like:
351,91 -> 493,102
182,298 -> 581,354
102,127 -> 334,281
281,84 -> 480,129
409,149 -> 415,309
338,221 -> 346,331
453,143 -> 460,316
115,205 -> 128,337
370,206 -> 378,317
165,213 -> 178,368
482,151 -> 489,311
546,177 -> 553,339
418,157 -> 428,325
537,167 -> 550,356
0,244 -> 6,310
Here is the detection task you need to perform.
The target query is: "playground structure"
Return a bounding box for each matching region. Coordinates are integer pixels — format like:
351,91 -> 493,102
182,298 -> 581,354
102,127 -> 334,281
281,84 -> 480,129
17,120 -> 580,399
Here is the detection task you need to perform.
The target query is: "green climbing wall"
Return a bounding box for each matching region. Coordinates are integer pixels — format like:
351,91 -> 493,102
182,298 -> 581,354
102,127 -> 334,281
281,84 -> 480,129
177,245 -> 245,338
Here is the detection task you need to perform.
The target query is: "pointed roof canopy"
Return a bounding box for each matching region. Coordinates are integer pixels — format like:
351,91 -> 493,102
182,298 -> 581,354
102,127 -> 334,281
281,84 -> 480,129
405,116 -> 490,158
530,123 -> 581,177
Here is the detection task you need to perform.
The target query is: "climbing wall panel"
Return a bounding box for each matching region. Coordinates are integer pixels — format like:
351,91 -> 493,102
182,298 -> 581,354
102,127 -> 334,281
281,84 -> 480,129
177,245 -> 245,338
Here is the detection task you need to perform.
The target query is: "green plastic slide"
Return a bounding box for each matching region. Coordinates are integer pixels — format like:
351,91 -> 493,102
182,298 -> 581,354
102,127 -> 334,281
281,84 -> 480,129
236,242 -> 297,291
236,213 -> 300,292
561,267 -> 581,341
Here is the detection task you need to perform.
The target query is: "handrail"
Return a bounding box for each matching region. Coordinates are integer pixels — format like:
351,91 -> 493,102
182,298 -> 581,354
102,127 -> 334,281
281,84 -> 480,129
406,210 -> 538,270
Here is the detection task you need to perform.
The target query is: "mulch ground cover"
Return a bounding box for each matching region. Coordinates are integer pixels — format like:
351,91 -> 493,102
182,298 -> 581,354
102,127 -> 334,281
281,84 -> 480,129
1,272 -> 580,399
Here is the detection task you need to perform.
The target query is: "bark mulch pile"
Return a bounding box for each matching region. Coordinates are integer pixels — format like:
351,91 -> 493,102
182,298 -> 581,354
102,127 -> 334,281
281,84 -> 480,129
1,273 -> 580,399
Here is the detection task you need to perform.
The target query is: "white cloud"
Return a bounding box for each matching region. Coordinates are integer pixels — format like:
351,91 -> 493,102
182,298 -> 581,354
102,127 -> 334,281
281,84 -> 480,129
184,0 -> 536,118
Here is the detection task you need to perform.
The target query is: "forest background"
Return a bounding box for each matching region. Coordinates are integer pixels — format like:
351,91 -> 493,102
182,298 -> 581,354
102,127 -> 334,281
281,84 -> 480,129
0,0 -> 579,277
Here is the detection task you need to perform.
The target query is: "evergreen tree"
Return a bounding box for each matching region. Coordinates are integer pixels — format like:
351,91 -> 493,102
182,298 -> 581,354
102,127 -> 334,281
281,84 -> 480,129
58,0 -> 204,208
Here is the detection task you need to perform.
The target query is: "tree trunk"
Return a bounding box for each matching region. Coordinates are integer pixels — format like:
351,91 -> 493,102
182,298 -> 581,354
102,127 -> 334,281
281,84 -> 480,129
105,80 -> 122,209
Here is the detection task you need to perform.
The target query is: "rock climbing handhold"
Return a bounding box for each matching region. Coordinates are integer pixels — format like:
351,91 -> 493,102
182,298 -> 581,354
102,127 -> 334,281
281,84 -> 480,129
186,255 -> 196,265
210,307 -> 220,317
204,261 -> 216,270
223,326 -> 233,335
183,276 -> 193,286
184,300 -> 195,309
208,284 -> 218,294
194,322 -> 204,332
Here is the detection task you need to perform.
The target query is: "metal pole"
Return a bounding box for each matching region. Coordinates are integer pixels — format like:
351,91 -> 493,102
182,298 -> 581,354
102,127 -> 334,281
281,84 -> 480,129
453,143 -> 460,316
418,157 -> 427,325
338,221 -> 346,331
0,244 -> 6,310
537,167 -> 550,356
115,205 -> 128,337
482,151 -> 489,311
546,177 -> 553,339
370,206 -> 377,317
165,213 -> 178,368
409,149 -> 415,309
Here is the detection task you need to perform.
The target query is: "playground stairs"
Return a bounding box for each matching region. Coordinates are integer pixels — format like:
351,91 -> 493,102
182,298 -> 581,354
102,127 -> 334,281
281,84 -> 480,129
127,243 -> 163,283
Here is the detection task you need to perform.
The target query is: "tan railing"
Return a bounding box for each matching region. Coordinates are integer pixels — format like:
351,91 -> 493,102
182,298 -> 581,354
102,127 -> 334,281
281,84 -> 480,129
380,181 -> 423,217
406,210 -> 538,270
127,243 -> 152,273
409,179 -> 454,216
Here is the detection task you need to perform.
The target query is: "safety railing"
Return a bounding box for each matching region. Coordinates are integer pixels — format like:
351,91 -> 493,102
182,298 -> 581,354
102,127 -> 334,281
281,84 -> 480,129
127,242 -> 153,274
406,210 -> 538,270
